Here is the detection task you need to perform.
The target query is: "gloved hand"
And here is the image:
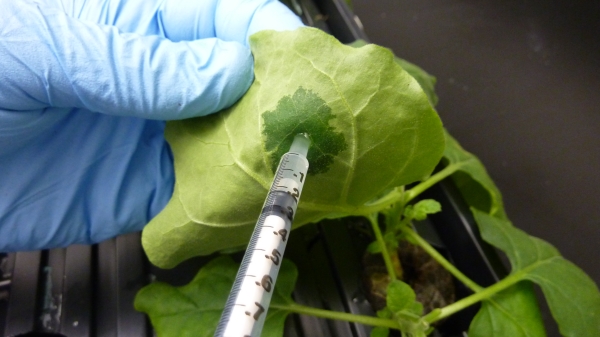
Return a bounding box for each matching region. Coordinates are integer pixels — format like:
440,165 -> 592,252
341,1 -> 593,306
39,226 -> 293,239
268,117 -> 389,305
0,0 -> 303,251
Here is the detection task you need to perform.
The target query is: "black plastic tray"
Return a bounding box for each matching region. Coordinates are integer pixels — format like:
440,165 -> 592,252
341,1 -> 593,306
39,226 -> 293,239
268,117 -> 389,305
0,0 -> 507,336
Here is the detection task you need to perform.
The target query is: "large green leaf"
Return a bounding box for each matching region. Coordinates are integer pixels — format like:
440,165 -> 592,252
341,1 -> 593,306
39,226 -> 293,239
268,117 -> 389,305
469,281 -> 546,337
143,27 -> 444,268
134,256 -> 297,337
443,131 -> 507,219
471,209 -> 600,336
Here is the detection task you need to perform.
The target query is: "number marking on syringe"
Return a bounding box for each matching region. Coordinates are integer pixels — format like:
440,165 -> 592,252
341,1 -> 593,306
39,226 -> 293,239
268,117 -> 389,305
214,134 -> 310,337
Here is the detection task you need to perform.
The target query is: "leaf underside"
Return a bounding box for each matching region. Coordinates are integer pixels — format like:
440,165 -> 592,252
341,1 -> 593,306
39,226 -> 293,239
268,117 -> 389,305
142,27 -> 444,268
349,39 -> 439,107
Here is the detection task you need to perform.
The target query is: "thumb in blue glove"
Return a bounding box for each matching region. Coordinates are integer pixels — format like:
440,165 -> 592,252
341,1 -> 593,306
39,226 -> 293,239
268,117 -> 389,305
0,0 -> 304,251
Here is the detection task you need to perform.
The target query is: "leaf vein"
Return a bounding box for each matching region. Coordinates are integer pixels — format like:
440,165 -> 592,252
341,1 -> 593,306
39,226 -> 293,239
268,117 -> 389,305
221,113 -> 270,189
292,49 -> 357,203
487,299 -> 531,335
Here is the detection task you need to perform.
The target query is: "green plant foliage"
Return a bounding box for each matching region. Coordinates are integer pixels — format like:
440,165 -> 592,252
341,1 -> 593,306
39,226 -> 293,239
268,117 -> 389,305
371,326 -> 389,337
349,40 -> 438,107
131,21 -> 600,337
387,280 -> 423,315
367,231 -> 397,254
142,27 -> 445,268
384,280 -> 428,336
472,209 -> 600,337
403,199 -> 441,221
469,281 -> 546,337
443,131 -> 507,219
134,256 -> 297,337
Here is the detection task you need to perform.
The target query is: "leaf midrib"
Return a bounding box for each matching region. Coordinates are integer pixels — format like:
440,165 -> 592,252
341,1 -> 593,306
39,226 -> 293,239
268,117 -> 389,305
291,49 -> 357,205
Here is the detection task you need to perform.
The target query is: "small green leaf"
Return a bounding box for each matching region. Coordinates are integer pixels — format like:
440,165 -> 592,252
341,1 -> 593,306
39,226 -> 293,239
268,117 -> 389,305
134,256 -> 298,337
367,240 -> 383,254
387,280 -> 423,316
384,232 -> 399,249
444,131 -> 506,219
377,307 -> 393,319
385,280 -> 427,336
404,199 -> 441,221
370,326 -> 390,337
472,209 -> 600,337
469,281 -> 546,337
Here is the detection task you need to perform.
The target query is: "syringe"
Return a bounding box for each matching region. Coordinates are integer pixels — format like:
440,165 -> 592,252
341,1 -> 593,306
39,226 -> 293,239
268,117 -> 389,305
214,133 -> 311,337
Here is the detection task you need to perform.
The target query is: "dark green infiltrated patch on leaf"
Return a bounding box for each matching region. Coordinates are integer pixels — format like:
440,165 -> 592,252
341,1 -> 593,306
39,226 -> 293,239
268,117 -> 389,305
262,87 -> 347,174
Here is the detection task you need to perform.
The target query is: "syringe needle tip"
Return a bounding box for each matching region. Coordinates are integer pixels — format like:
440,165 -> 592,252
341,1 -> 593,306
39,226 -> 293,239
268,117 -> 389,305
290,134 -> 311,156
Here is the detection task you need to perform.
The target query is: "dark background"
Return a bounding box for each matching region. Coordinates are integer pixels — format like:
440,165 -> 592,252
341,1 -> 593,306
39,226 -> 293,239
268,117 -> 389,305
351,0 -> 600,335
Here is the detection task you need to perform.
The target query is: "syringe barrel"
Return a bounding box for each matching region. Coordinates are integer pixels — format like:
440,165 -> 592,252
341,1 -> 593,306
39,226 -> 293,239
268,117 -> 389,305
288,133 -> 311,157
215,135 -> 310,337
265,152 -> 309,219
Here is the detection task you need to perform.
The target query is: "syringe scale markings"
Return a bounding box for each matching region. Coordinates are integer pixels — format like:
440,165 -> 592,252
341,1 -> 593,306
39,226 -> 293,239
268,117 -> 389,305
215,134 -> 311,337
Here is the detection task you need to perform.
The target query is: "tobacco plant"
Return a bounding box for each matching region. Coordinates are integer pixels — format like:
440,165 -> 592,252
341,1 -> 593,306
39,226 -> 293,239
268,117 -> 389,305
135,28 -> 600,336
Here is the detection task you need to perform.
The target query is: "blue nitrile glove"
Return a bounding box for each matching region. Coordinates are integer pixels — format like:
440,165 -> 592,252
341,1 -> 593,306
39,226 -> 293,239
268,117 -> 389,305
0,0 -> 303,251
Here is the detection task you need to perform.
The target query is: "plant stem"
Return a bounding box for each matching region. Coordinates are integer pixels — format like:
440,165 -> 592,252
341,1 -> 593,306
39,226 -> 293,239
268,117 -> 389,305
368,214 -> 397,280
404,164 -> 461,203
301,187 -> 411,217
271,303 -> 401,329
402,228 -> 483,292
423,270 -> 527,324
383,198 -> 405,234
356,188 -> 404,216
363,186 -> 403,209
300,188 -> 404,217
